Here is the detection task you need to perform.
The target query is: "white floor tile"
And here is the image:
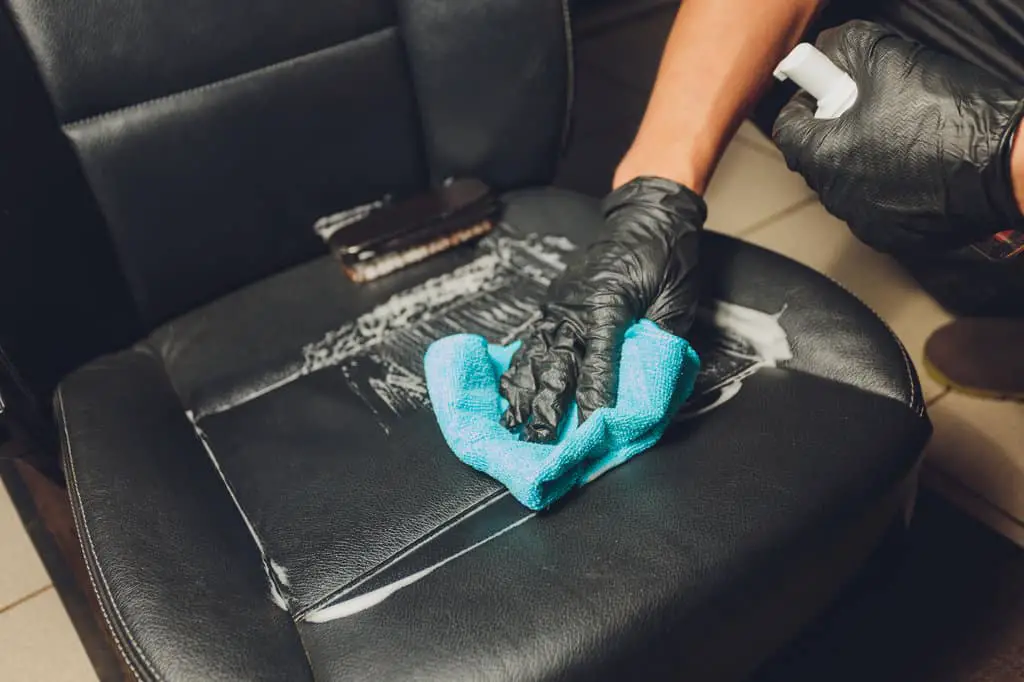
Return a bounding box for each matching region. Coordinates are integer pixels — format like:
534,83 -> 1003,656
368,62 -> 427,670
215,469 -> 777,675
742,201 -> 953,401
0,483 -> 50,609
0,589 -> 97,682
925,394 -> 1024,530
704,138 -> 814,237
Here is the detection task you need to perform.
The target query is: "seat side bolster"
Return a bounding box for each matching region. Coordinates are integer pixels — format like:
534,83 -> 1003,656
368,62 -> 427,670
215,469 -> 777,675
56,347 -> 313,681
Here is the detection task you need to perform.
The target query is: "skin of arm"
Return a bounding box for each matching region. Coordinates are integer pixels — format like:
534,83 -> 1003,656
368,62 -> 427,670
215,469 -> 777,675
613,0 -> 824,194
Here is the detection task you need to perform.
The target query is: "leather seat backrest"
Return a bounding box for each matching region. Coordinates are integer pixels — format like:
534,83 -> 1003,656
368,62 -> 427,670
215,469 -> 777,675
1,0 -> 570,326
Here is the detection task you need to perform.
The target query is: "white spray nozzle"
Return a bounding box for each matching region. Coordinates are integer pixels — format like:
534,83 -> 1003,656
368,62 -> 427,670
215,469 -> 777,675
773,43 -> 858,119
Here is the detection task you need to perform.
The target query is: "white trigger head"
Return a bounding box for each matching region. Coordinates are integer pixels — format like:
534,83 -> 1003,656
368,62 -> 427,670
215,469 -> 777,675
774,43 -> 859,119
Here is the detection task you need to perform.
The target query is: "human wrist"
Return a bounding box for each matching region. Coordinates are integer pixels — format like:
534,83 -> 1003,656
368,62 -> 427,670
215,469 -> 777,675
614,136 -> 711,195
603,175 -> 708,229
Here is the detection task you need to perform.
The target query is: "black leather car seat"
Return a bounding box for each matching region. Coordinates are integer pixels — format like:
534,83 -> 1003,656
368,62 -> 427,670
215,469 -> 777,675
1,0 -> 931,679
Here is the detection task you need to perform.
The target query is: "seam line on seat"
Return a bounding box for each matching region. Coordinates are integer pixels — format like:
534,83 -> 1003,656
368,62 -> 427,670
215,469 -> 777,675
185,411 -> 292,612
808,268 -> 925,416
63,25 -> 396,130
297,489 -> 512,619
304,511 -> 537,623
758,248 -> 925,416
58,388 -> 155,681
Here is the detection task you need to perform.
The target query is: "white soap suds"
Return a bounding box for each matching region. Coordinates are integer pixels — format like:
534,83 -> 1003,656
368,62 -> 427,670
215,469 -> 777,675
182,227 -> 801,618
313,491 -> 513,610
709,300 -> 792,364
305,510 -> 536,623
312,197 -> 389,241
301,252 -> 508,374
270,559 -> 291,588
198,232 -> 574,428
674,299 -> 792,419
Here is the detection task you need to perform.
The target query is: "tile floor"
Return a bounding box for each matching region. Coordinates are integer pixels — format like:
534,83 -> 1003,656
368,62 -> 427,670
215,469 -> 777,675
0,482 -> 97,681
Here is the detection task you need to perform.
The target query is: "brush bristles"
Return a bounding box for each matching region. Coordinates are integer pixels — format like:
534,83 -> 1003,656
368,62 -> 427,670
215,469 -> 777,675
343,220 -> 494,283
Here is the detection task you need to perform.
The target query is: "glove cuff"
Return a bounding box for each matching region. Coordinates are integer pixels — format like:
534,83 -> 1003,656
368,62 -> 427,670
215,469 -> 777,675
602,176 -> 708,228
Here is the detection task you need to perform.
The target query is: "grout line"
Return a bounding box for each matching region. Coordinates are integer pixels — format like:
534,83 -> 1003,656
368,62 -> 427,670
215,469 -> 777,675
730,132 -> 784,161
926,387 -> 952,407
0,460 -> 125,680
719,196 -> 820,239
923,465 -> 1024,533
0,584 -> 54,616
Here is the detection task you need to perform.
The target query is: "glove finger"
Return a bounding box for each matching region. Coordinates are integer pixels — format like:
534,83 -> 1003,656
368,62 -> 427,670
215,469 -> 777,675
523,358 -> 576,443
576,306 -> 632,422
772,90 -> 818,170
499,333 -> 545,429
645,283 -> 699,339
500,376 -> 532,429
523,323 -> 582,443
644,232 -> 700,337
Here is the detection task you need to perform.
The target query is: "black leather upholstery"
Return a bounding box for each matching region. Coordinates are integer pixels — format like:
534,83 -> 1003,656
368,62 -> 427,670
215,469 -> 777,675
396,0 -> 572,189
67,29 -> 425,326
5,0 -> 569,326
58,189 -> 930,680
0,9 -> 139,400
0,0 -> 931,678
7,0 -> 394,122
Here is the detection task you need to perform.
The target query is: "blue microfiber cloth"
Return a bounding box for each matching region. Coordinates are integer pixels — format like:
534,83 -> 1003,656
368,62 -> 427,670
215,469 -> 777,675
424,320 -> 700,510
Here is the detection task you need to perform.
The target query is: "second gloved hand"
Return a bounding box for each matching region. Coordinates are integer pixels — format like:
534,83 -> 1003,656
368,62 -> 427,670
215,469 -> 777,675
499,176 -> 704,442
773,20 -> 1024,254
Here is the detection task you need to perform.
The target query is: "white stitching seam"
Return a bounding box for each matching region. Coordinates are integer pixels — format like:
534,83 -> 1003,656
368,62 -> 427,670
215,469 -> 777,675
63,26 -> 395,130
57,388 -> 154,681
805,267 -> 925,416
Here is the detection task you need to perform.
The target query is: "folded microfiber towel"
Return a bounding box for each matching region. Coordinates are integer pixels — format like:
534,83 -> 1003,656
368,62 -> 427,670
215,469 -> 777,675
424,320 -> 700,510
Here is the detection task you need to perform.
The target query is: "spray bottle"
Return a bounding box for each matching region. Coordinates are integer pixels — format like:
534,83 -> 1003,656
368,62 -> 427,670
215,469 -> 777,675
772,42 -> 1024,298
772,43 -> 859,119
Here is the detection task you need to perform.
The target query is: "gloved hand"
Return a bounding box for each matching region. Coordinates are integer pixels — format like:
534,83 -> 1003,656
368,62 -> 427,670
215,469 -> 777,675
773,20 -> 1024,254
499,176 -> 704,442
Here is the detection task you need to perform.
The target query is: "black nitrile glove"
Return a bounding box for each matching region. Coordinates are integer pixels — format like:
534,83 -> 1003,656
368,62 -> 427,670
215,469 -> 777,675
773,20 -> 1024,255
499,176 -> 704,442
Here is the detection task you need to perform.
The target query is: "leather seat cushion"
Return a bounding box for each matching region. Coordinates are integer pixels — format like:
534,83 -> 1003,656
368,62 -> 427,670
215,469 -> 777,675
57,188 -> 931,681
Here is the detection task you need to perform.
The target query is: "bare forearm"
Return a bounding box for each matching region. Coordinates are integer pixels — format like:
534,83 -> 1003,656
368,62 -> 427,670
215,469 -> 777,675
614,0 -> 822,193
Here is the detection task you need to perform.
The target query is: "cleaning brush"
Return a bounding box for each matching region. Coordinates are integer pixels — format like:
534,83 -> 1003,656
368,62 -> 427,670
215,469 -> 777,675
326,178 -> 499,284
